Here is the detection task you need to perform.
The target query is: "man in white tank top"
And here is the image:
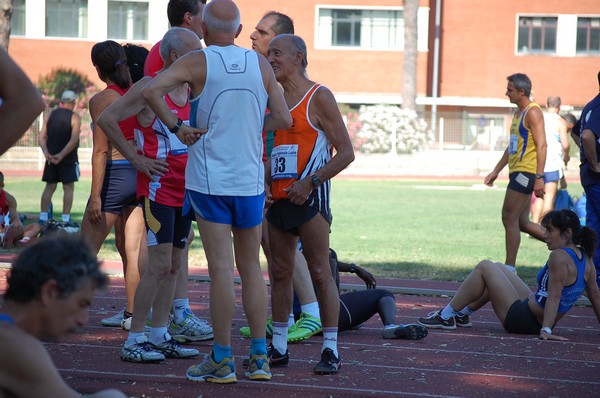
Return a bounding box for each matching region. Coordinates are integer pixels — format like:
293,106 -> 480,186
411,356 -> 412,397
142,0 -> 292,384
531,96 -> 570,223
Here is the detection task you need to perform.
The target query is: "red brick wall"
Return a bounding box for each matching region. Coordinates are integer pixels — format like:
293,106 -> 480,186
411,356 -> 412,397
438,0 -> 600,107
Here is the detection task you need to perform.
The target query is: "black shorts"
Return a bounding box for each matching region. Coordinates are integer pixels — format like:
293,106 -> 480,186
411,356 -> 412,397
503,298 -> 541,335
338,289 -> 394,332
42,161 -> 79,184
266,199 -> 322,235
142,197 -> 191,248
507,172 -> 535,194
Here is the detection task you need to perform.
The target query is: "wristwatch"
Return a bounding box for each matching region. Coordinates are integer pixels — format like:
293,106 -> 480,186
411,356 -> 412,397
311,174 -> 322,189
169,118 -> 183,134
535,173 -> 544,179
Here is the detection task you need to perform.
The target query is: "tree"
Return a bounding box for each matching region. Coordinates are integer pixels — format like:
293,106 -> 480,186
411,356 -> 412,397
0,0 -> 12,51
402,0 -> 419,111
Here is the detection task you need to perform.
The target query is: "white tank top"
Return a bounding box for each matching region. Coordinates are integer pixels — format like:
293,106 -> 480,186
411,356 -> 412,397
542,112 -> 564,173
187,45 -> 268,196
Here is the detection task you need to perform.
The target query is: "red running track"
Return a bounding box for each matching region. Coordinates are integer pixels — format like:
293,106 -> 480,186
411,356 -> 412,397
1,267 -> 600,398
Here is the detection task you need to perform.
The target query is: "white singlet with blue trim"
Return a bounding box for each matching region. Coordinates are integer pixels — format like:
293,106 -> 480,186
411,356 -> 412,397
187,45 -> 268,196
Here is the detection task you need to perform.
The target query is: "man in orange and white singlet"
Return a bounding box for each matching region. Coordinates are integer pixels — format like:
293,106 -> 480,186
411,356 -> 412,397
265,34 -> 355,375
484,73 -> 547,268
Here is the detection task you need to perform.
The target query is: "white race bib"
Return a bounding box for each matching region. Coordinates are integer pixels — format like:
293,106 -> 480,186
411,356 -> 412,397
271,144 -> 298,180
508,135 -> 518,154
168,120 -> 189,156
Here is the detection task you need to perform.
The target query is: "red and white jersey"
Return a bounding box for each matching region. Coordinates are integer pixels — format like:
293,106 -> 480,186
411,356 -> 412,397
135,94 -> 190,207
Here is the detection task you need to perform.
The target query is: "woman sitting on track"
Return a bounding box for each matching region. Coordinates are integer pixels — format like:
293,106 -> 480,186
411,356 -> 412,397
418,209 -> 600,340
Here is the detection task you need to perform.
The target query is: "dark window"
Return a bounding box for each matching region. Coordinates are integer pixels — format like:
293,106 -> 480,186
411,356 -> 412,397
577,17 -> 600,54
517,16 -> 557,54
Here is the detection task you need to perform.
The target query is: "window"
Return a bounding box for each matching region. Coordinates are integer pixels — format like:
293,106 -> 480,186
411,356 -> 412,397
317,8 -> 403,50
11,0 -> 25,36
45,0 -> 88,38
517,16 -> 557,54
108,1 -> 149,41
577,17 -> 600,54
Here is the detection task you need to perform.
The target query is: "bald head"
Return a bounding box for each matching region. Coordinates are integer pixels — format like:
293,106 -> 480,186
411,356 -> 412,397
159,27 -> 203,67
202,0 -> 240,34
546,96 -> 561,109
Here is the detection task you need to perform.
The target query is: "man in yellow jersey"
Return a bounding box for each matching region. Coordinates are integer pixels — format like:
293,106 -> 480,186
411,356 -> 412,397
484,73 -> 546,268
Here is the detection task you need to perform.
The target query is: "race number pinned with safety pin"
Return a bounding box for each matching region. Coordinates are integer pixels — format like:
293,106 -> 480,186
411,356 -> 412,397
169,120 -> 190,156
508,134 -> 518,154
271,144 -> 298,180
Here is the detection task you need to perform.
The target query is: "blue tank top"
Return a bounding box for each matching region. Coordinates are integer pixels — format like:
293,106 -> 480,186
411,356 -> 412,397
534,248 -> 587,314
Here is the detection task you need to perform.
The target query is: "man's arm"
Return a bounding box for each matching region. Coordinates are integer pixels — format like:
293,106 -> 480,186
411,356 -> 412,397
259,56 -> 292,132
558,117 -> 570,164
309,86 -> 355,183
38,113 -> 51,161
283,86 -> 354,205
4,191 -> 21,229
581,129 -> 600,173
484,149 -> 509,187
0,48 -> 45,155
527,106 -> 547,198
142,51 -> 206,145
96,77 -> 169,179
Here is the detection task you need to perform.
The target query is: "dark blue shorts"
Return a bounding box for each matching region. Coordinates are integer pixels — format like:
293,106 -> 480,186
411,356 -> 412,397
508,172 -> 535,194
142,197 -> 191,248
100,160 -> 138,214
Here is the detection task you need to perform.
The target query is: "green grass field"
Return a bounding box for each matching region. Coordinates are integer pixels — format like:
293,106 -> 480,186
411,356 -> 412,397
2,176 -> 584,285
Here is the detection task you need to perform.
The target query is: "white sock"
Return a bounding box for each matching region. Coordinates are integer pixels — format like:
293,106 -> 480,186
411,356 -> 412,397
272,323 -> 289,354
149,327 -> 169,346
322,327 -> 338,357
172,299 -> 188,323
457,306 -> 474,316
288,312 -> 295,328
301,301 -> 320,319
125,332 -> 145,346
39,212 -> 48,222
61,214 -> 70,222
440,304 -> 457,320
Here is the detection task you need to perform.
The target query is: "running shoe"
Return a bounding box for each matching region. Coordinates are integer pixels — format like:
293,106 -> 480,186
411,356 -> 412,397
381,324 -> 428,340
186,352 -> 237,384
287,312 -> 322,342
455,313 -> 473,328
244,353 -> 272,381
149,335 -> 200,359
120,336 -> 165,363
267,343 -> 289,367
101,309 -> 126,327
169,311 -> 213,342
239,316 -> 274,338
418,310 -> 457,330
313,348 -> 341,375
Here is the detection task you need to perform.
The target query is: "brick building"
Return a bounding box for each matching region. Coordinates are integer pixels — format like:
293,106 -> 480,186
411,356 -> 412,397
5,0 -> 600,149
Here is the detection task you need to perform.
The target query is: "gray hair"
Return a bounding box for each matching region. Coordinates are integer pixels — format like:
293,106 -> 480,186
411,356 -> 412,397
507,73 -> 532,97
159,27 -> 191,62
202,1 -> 240,33
278,34 -> 308,70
